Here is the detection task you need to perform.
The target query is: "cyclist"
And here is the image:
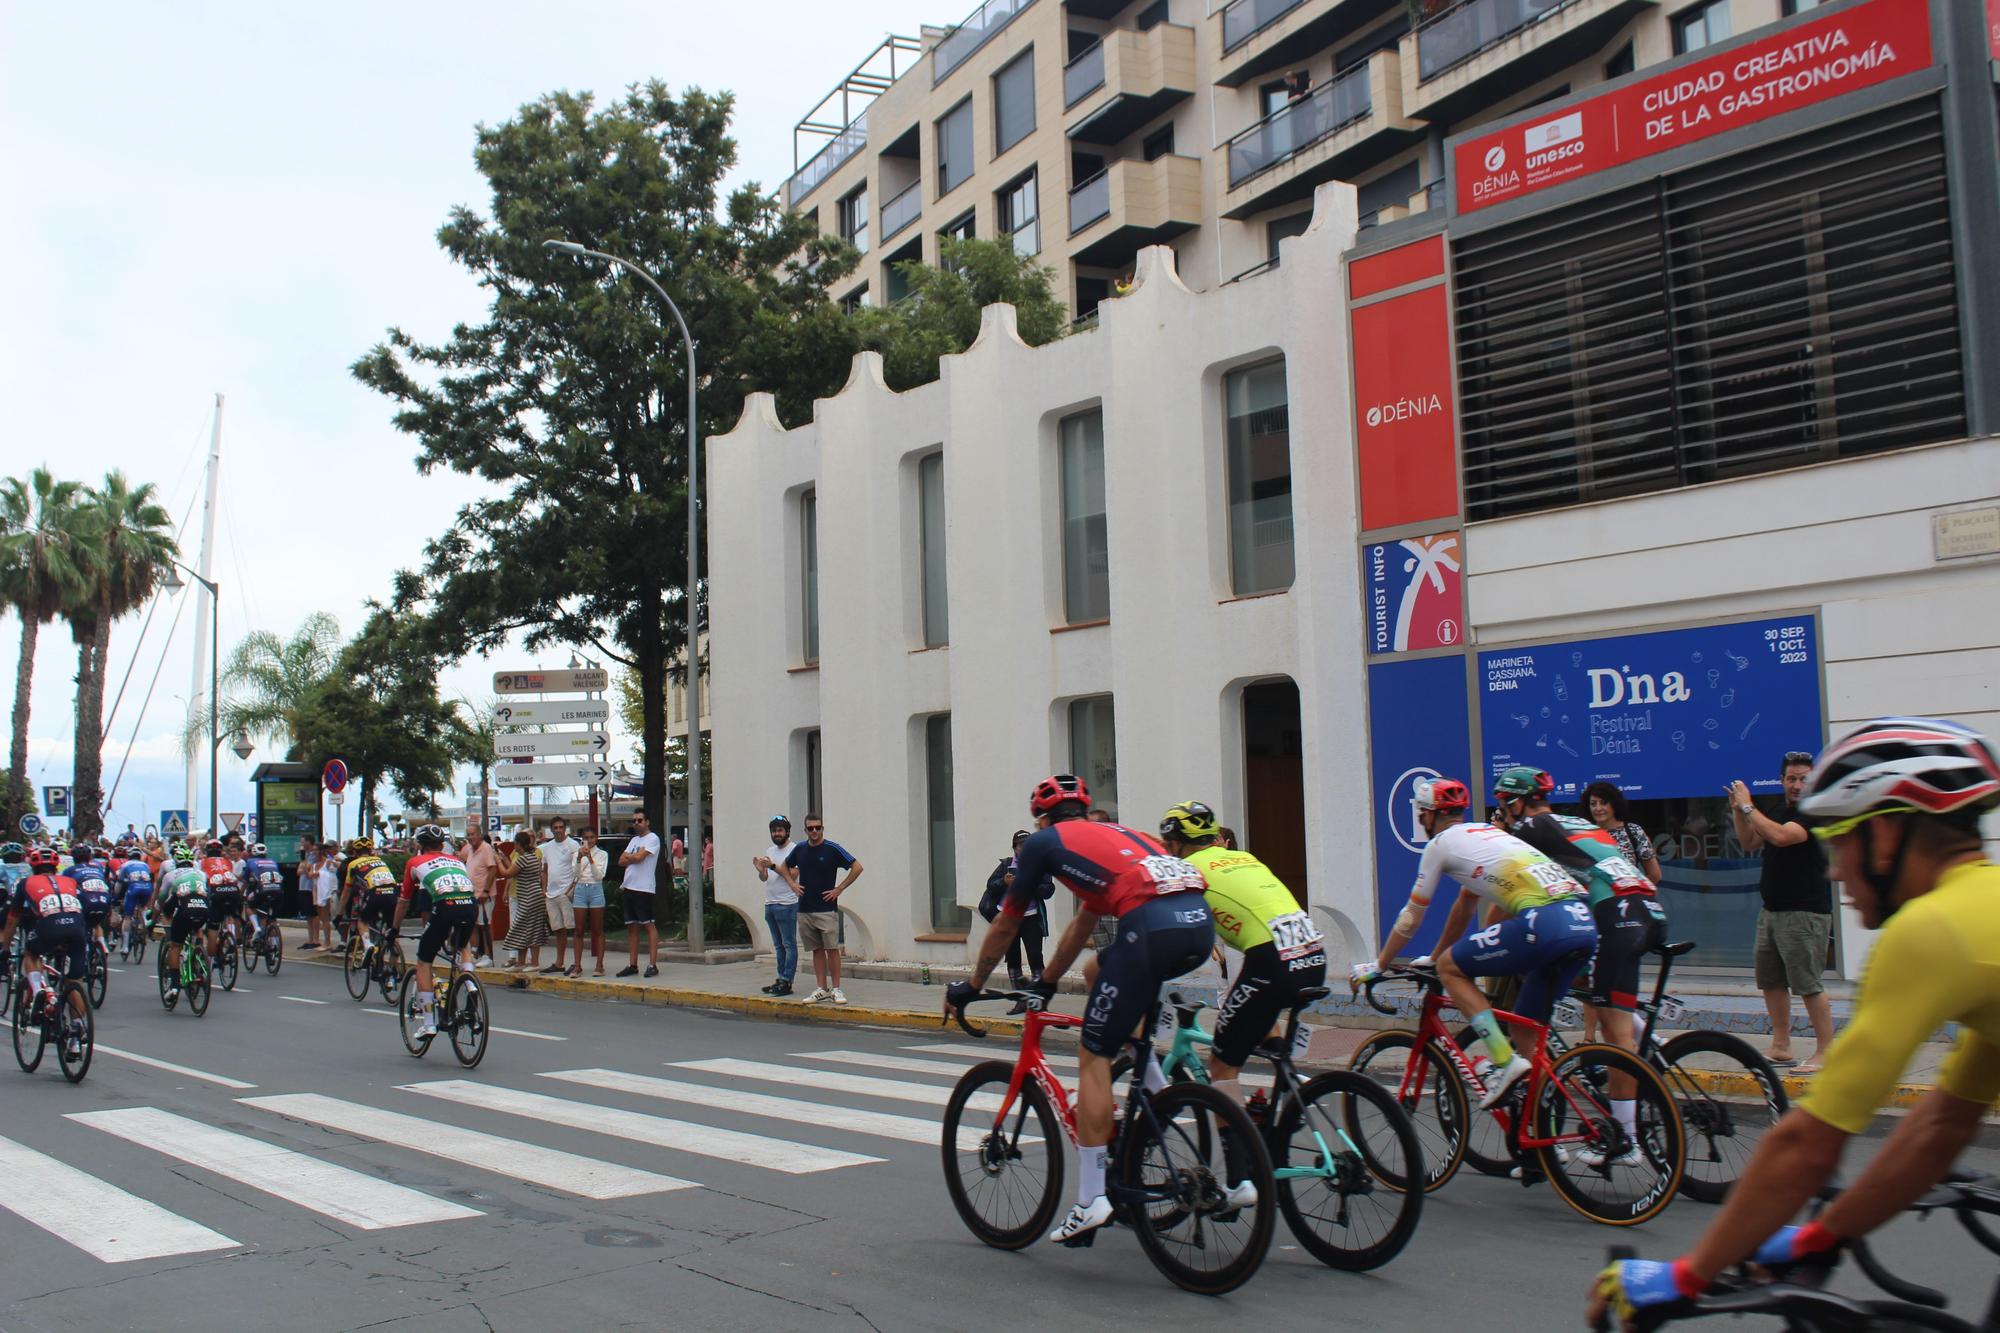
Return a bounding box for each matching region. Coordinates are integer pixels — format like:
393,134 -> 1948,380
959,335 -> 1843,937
1490,765 -> 1667,1165
1591,718 -> 2000,1330
391,824 -> 478,1040
115,848 -> 155,949
241,842 -> 283,942
945,774 -> 1216,1244
197,839 -> 243,960
65,845 -> 114,957
341,838 -> 399,937
0,842 -> 30,900
156,850 -> 212,999
1352,776 -> 1597,1110
3,846 -> 89,1044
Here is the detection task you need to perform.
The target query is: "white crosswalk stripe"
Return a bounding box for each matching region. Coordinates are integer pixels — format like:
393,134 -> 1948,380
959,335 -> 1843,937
71,1108 -> 482,1231
403,1079 -> 883,1173
672,1057 -> 1011,1111
243,1093 -> 698,1199
0,1132 -> 238,1263
901,1041 -> 1274,1087
804,1049 -> 1035,1081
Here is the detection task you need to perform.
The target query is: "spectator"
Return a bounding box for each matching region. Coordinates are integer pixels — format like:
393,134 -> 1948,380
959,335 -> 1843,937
755,815 -> 799,996
1215,826 -> 1239,851
298,843 -> 325,950
979,830 -> 1050,989
702,831 -> 715,882
1085,808 -> 1114,824
501,828 -> 548,973
1583,780 -> 1664,883
1731,750 -> 1835,1072
540,816 -> 580,976
618,812 -> 663,978
783,814 -> 862,1005
574,827 -> 608,976
315,841 -> 342,948
461,823 -> 499,966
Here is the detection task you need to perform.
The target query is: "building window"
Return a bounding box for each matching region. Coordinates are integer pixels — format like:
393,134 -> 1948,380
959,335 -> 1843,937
937,98 -> 974,197
883,237 -> 922,303
1780,0 -> 1824,12
803,728 -> 823,819
1671,0 -> 1730,55
994,49 -> 1036,155
840,284 -> 870,314
1605,42 -> 1634,79
1059,409 -> 1109,623
919,452 -> 949,647
838,183 -> 870,255
1135,0 -> 1169,30
939,210 -> 976,244
1068,696 -> 1118,820
998,170 -> 1039,257
925,714 -> 967,931
1266,210 -> 1310,263
1142,124 -> 1175,162
1224,359 -> 1295,595
801,489 -> 820,664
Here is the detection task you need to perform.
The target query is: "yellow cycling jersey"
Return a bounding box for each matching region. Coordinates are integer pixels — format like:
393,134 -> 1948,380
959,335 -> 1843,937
1801,860 -> 2000,1135
343,855 -> 397,896
1186,846 -> 1324,959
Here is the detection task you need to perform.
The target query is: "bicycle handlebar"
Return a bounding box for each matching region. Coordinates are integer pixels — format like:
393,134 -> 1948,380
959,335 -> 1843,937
945,989 -> 1032,1039
1361,965 -> 1436,1016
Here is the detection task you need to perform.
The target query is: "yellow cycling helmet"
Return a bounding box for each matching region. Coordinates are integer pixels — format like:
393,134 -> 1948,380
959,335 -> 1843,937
1158,800 -> 1220,843
344,837 -> 374,855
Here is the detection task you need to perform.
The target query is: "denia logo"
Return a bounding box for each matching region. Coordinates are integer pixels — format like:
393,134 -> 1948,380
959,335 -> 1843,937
1483,144 -> 1506,172
1365,394 -> 1444,428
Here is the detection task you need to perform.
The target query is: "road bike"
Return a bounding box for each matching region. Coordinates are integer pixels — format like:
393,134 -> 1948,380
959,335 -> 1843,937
243,904 -> 283,975
1353,964 -> 1685,1226
156,928 -> 212,1017
0,934 -> 17,1019
121,906 -> 151,963
210,916 -> 244,992
346,920 -> 408,1005
940,989 -> 1275,1296
12,963 -> 94,1082
397,948 -> 488,1067
84,933 -> 109,1008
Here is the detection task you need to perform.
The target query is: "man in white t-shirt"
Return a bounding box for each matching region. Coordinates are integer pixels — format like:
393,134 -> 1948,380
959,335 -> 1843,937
617,813 -> 663,978
753,814 -> 799,997
539,817 -> 581,976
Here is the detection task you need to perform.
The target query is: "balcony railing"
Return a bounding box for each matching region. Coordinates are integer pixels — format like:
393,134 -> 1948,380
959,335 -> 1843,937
1064,39 -> 1106,107
934,0 -> 1035,82
1417,0 -> 1574,82
1226,62 -> 1371,188
881,180 -> 921,241
786,115 -> 868,207
1069,168 -> 1111,233
1220,0 -> 1305,53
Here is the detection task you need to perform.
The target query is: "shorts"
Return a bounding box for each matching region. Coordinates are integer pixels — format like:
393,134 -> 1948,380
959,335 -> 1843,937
211,890 -> 243,920
122,886 -> 155,917
544,892 -> 575,931
1451,898 -> 1598,1027
27,922 -> 85,979
360,893 -> 399,929
168,906 -> 210,945
416,903 -> 478,964
623,889 -> 656,928
1082,894 -> 1214,1058
1754,908 -> 1831,997
573,880 -> 606,910
1586,894 -> 1668,1011
80,898 -> 111,930
314,879 -> 337,907
798,911 -> 841,951
1212,941 -> 1327,1069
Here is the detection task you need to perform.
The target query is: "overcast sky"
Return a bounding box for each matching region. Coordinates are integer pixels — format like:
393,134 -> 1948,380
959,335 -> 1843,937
1,0 -> 926,837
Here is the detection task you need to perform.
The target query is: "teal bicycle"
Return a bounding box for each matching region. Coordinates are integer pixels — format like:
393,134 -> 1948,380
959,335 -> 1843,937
1142,985 -> 1425,1270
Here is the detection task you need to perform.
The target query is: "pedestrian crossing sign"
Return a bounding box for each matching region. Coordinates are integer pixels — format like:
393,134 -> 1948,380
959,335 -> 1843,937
162,810 -> 189,837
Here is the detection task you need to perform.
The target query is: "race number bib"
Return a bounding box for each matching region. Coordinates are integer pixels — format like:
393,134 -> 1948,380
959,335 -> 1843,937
1141,855 -> 1205,894
1269,911 -> 1325,960
208,871 -> 237,889
366,866 -> 397,891
34,891 -> 83,916
1526,861 -> 1580,896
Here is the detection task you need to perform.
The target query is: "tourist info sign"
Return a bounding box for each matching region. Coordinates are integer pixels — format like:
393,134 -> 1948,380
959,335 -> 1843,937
493,668 -> 608,694
493,699 -> 610,725
494,731 -> 611,758
493,761 -> 612,788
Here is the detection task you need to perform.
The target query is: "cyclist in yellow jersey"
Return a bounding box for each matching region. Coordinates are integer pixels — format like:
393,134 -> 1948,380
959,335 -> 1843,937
1592,718 -> 2000,1330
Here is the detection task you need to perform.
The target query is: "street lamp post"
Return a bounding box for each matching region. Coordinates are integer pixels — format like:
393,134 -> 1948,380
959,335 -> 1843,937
161,560 -> 254,838
544,239 -> 707,952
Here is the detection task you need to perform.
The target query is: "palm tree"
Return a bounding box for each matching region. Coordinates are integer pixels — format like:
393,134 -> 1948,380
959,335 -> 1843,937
184,612 -> 343,762
65,473 -> 177,838
0,470 -> 92,835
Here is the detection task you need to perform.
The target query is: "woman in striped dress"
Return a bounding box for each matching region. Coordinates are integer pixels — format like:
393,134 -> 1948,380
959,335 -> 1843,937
501,830 -> 548,971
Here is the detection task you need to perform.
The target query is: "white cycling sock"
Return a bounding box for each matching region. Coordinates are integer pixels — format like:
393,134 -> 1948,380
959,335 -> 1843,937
1140,1050 -> 1167,1094
417,990 -> 435,1013
1612,1098 -> 1638,1137
26,970 -> 45,997
1077,1145 -> 1108,1205
1212,1077 -> 1244,1106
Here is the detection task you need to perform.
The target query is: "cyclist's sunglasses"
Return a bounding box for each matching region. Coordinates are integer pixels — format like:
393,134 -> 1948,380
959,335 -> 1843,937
1783,751 -> 1815,767
1810,805 -> 1917,840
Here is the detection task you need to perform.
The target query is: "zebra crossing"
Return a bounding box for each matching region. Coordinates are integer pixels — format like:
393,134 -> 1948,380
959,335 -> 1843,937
0,1037 -> 1081,1265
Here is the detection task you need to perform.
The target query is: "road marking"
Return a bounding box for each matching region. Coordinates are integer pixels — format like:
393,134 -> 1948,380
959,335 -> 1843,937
243,1093 -> 695,1200
402,1080 -> 881,1174
70,1108 -> 481,1231
358,1008 -> 564,1041
900,1042 -> 1273,1087
107,966 -> 127,974
804,1049 -> 1020,1079
672,1057 -> 1008,1111
94,1044 -> 256,1090
0,1133 -> 238,1262
541,1068 -> 1031,1149
279,996 -> 330,1006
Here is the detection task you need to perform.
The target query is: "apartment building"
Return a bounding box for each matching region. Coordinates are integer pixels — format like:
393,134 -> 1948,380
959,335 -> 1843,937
783,0 -> 1859,317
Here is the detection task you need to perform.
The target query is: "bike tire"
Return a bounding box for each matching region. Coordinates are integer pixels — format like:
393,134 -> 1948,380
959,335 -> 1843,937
1119,1082 -> 1275,1295
940,1059 -> 1064,1249
0,964 -> 12,1021
12,983 -> 45,1072
1534,1042 -> 1684,1226
1349,1031 -> 1470,1192
130,927 -> 146,966
86,944 -> 109,1009
449,975 -> 488,1068
187,954 -> 210,1017
1452,1023 -> 1533,1177
157,945 -> 178,1012
1279,1069 -> 1424,1270
399,976 -> 433,1057
344,936 -> 370,1001
218,943 -> 239,993
1655,1029 -> 1787,1205
264,929 -> 283,976
57,983 -> 93,1083
380,940 -> 408,1008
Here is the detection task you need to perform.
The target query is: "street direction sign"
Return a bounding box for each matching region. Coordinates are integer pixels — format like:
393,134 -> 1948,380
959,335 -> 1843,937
18,813 -> 43,836
493,668 -> 608,695
492,761 -> 612,788
494,731 -> 610,758
493,700 -> 610,725
44,787 -> 70,818
161,810 -> 189,837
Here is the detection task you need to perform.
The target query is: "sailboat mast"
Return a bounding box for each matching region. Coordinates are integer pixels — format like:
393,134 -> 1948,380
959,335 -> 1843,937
184,393 -> 222,828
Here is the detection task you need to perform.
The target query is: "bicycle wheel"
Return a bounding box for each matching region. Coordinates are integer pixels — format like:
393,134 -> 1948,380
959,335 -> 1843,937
940,1059 -> 1063,1249
1655,1029 -> 1787,1205
157,945 -> 178,1011
449,975 -> 488,1068
1118,1082 -> 1274,1295
1349,1031 -> 1470,1191
344,936 -> 370,1000
86,943 -> 108,1009
130,923 -> 147,966
57,983 -> 93,1083
12,984 -> 45,1071
217,942 -> 239,992
187,954 -> 210,1017
399,975 -> 432,1057
1533,1042 -> 1684,1226
380,940 -> 408,1008
1453,1024 -> 1529,1177
1279,1069 -> 1424,1270
264,928 -> 283,975
0,964 -> 13,1021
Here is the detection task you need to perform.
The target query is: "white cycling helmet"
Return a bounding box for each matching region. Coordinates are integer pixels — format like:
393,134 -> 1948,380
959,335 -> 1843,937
250,842 -> 267,856
1798,718 -> 2000,835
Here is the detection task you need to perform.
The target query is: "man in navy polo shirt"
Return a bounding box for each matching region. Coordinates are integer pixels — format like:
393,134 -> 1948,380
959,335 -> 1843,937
782,815 -> 863,1004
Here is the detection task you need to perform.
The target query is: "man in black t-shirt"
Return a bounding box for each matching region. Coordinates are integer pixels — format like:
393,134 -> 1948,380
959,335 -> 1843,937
1730,749 -> 1833,1071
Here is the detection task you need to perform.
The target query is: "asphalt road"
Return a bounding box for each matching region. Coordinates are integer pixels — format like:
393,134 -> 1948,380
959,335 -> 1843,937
3,955 -> 1996,1332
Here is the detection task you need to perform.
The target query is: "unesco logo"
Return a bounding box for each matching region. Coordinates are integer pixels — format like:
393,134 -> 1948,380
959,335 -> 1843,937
1483,144 -> 1507,172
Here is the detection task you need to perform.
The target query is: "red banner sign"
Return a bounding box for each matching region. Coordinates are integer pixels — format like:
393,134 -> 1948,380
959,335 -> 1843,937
1989,0 -> 2000,60
1352,282 -> 1458,532
1455,0 -> 1934,214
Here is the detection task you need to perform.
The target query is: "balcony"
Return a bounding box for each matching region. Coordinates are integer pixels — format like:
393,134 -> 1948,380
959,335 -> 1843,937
1065,23 -> 1196,145
933,0 -> 1035,84
1215,0 -> 1402,90
786,117 -> 867,208
1404,0 -> 1655,123
1067,153 -> 1202,267
880,180 -> 921,242
1221,48 -> 1421,219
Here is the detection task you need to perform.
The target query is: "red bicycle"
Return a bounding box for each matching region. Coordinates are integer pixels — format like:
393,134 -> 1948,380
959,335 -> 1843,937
940,989 -> 1275,1295
1352,964 -> 1685,1226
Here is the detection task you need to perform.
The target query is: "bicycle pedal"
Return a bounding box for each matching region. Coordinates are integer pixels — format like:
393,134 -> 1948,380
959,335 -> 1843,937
1057,1228 -> 1099,1249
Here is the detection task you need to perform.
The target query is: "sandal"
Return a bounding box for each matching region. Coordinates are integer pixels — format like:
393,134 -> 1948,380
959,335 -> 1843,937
565,964 -> 581,977
1765,1054 -> 1799,1068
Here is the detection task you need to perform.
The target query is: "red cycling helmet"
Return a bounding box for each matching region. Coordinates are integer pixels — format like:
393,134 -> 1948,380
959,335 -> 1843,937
25,845 -> 59,871
1029,773 -> 1092,817
1412,777 -> 1472,813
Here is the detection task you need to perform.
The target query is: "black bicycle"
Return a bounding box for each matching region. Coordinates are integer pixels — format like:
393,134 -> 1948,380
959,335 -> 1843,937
243,905 -> 283,975
12,963 -> 93,1083
397,949 -> 488,1067
345,920 -> 407,1005
121,906 -> 151,963
83,934 -> 110,1008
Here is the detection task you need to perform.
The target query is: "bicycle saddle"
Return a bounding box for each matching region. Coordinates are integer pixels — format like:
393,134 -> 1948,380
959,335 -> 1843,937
1294,986 -> 1330,1006
1654,940 -> 1698,958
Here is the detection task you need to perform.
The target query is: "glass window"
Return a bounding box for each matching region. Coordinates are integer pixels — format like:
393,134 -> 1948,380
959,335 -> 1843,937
937,98 -> 975,196
919,452 -> 949,647
838,183 -> 870,255
1605,41 -> 1635,79
994,49 -> 1036,155
998,170 -> 1039,257
840,284 -> 870,313
1781,0 -> 1824,12
925,714 -> 968,930
803,727 -> 823,819
1672,0 -> 1730,55
1068,696 -> 1118,820
801,490 -> 820,664
1059,410 -> 1109,623
1142,124 -> 1175,161
1224,360 -> 1294,595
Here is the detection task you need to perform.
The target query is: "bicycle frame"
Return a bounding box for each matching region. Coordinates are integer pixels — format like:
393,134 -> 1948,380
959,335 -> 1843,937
1405,986 -> 1608,1152
1157,1001 -> 1357,1184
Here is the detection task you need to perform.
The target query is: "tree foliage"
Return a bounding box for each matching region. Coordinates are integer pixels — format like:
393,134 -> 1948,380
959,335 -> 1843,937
0,470 -> 91,835
196,612 -> 345,760
854,236 -> 1068,392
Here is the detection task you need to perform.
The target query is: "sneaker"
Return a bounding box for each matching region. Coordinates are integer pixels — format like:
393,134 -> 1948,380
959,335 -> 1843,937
829,988 -> 848,1005
803,986 -> 831,1003
1578,1143 -> 1643,1170
1478,1055 -> 1532,1110
771,980 -> 793,996
539,963 -> 563,975
1511,1145 -> 1569,1180
1223,1180 -> 1259,1211
1048,1196 -> 1115,1245
475,955 -> 493,968
415,1017 -> 438,1039
760,982 -> 781,995
643,964 -> 659,978
617,964 -> 639,977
